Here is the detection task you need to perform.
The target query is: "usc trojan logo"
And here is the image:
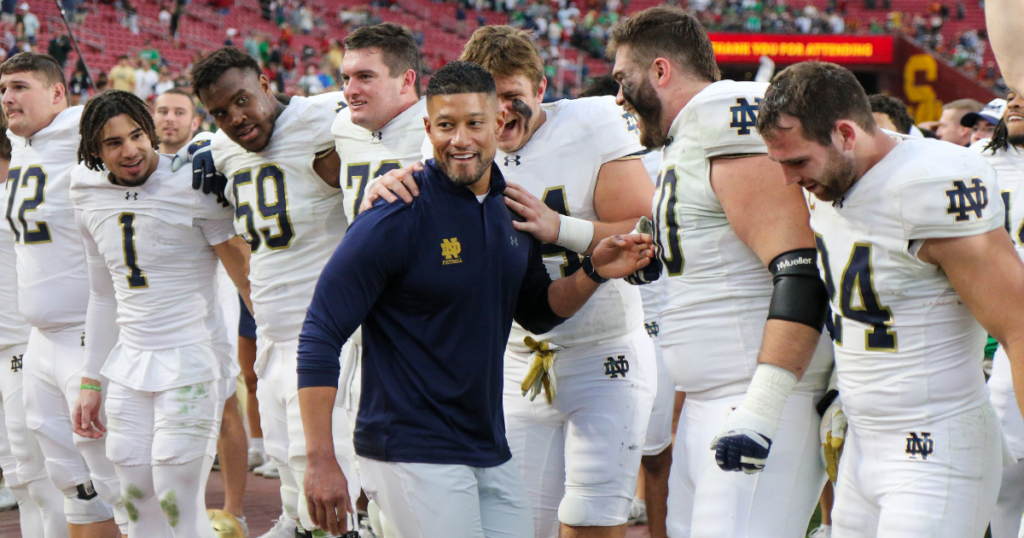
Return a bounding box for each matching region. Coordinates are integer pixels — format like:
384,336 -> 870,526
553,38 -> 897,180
441,237 -> 463,265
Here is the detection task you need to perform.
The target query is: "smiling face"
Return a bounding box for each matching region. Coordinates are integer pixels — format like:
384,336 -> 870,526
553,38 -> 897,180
341,47 -> 414,132
1006,90 -> 1024,146
197,67 -> 281,153
763,115 -> 858,202
0,70 -> 66,138
612,45 -> 668,149
493,74 -> 544,153
153,92 -> 200,152
97,114 -> 160,187
425,92 -> 503,191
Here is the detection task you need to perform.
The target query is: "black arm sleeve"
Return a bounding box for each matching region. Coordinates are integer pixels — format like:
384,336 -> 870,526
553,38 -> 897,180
514,236 -> 568,335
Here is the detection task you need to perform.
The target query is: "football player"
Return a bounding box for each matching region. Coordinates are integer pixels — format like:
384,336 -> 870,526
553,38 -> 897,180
608,7 -> 834,537
365,26 -> 658,538
188,46 -> 357,538
978,90 -> 1024,538
759,60 -> 1024,538
0,98 -> 69,537
0,51 -> 128,537
153,87 -> 251,528
70,90 -> 251,538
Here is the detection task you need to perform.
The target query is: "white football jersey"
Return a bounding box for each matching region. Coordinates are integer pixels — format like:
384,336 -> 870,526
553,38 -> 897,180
333,98 -> 428,224
0,182 -> 29,348
654,80 -> 832,392
212,92 -> 347,343
978,144 -> 1024,255
810,139 -> 1001,431
6,106 -> 89,330
71,156 -> 236,390
499,96 -> 646,352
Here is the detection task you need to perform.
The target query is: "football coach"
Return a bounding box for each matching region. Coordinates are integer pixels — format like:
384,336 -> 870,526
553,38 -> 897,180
295,61 -> 655,538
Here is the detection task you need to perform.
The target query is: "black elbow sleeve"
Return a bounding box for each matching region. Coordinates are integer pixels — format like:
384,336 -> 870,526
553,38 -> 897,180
767,248 -> 829,331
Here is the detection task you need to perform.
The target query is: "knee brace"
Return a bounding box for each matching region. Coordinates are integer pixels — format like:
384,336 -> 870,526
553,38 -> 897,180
62,481 -> 115,524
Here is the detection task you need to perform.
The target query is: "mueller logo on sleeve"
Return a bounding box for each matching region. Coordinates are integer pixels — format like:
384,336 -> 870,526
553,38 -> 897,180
773,256 -> 814,272
441,237 -> 463,265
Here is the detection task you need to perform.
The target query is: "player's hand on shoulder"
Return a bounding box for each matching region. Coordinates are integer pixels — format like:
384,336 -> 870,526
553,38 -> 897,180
504,181 -> 560,244
359,161 -> 423,213
624,217 -> 662,285
590,233 -> 654,280
72,380 -> 106,440
303,451 -> 355,535
172,132 -> 227,197
711,406 -> 777,474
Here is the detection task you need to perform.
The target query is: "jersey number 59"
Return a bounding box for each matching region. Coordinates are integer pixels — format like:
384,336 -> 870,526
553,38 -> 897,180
232,165 -> 295,253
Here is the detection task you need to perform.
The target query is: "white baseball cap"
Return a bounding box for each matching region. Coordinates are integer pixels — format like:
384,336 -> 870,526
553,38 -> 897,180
961,98 -> 1008,127
19,3 -> 28,10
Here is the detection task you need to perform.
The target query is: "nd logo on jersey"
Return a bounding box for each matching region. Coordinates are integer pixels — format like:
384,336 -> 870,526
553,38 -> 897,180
441,237 -> 463,265
10,353 -> 22,373
905,432 -> 934,460
945,178 -> 988,221
729,97 -> 762,136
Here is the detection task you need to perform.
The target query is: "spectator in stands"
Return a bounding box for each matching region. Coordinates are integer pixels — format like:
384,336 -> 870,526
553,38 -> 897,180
244,30 -> 261,60
134,58 -> 159,102
325,39 -> 343,73
169,0 -> 185,42
0,0 -> 13,24
299,3 -> 314,34
47,34 -> 72,68
869,94 -> 915,134
158,3 -> 172,29
68,62 -> 90,105
154,67 -> 175,96
297,64 -> 323,95
109,54 -> 136,92
961,97 -> 1008,145
936,98 -> 985,145
139,39 -> 160,66
17,3 -> 34,45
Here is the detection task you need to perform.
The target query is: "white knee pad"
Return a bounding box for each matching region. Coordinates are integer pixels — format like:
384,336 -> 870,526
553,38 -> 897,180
62,481 -> 115,524
557,491 -> 632,528
368,499 -> 395,538
26,477 -> 69,534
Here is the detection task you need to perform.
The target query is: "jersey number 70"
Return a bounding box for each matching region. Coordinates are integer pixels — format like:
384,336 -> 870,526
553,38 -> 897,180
816,236 -> 897,351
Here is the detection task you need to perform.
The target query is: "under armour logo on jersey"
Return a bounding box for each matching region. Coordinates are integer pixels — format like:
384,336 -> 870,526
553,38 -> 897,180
372,131 -> 383,141
510,235 -> 518,247
125,191 -> 138,200
644,321 -> 659,338
729,97 -> 762,136
946,178 -> 988,221
603,355 -> 629,378
504,155 -> 522,166
622,111 -> 640,136
905,432 -> 934,460
441,237 -> 463,265
81,333 -> 86,347
10,354 -> 22,373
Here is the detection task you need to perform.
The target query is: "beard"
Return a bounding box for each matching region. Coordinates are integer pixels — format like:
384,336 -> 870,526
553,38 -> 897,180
622,77 -> 666,149
812,146 -> 859,202
439,153 -> 493,189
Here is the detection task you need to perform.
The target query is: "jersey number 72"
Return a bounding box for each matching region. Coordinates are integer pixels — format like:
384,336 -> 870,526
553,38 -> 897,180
5,166 -> 51,244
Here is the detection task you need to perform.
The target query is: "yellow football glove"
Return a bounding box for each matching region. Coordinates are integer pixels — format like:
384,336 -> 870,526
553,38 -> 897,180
521,336 -> 559,404
820,396 -> 847,484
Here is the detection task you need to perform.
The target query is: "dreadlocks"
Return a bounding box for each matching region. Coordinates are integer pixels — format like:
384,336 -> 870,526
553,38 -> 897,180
984,119 -> 1011,154
78,90 -> 159,171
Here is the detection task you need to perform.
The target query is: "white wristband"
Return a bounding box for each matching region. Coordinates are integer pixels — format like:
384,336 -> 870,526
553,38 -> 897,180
736,363 -> 798,439
555,215 -> 595,254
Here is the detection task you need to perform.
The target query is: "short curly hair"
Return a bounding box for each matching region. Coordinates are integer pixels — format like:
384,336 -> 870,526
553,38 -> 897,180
191,47 -> 262,99
426,61 -> 495,98
868,94 -> 913,135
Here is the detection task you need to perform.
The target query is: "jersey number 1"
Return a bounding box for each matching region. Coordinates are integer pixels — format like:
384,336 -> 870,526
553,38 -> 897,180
119,213 -> 148,289
816,236 -> 896,351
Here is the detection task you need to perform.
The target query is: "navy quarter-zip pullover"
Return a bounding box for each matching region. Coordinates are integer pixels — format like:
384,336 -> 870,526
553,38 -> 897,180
297,159 -> 566,467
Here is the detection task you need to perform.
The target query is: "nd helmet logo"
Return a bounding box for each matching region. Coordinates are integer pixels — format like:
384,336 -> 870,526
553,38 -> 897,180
441,237 -> 463,265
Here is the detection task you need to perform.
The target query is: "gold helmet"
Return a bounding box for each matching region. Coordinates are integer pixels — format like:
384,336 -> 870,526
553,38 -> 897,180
207,509 -> 246,538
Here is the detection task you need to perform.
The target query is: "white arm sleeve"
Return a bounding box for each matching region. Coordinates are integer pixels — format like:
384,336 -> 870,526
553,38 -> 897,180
77,209 -> 119,381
